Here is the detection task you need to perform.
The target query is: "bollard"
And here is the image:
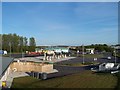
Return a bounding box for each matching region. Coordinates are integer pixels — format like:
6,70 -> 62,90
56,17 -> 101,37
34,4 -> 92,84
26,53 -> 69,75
37,72 -> 39,79
31,71 -> 34,77
41,73 -> 47,80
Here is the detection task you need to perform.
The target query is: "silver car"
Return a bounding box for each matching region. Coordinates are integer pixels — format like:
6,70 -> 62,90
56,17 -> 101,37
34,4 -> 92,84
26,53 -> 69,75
107,57 -> 111,60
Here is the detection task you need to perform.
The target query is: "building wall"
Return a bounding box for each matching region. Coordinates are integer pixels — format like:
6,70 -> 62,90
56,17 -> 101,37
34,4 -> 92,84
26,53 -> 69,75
0,62 -> 53,87
0,61 -> 54,87
86,48 -> 94,54
0,66 -> 12,87
10,62 -> 53,73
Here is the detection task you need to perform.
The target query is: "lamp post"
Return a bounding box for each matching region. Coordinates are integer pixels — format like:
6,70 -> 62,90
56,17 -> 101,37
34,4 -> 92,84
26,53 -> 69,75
19,43 -> 24,58
21,45 -> 24,58
77,50 -> 79,57
21,48 -> 24,58
9,42 -> 11,58
82,44 -> 85,64
114,49 -> 117,64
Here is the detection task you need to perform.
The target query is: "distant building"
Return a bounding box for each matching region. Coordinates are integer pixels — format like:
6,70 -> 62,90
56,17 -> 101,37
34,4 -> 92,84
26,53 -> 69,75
0,50 -> 3,54
68,46 -> 76,49
35,48 -> 43,53
44,47 -> 69,53
86,48 -> 94,54
111,45 -> 120,53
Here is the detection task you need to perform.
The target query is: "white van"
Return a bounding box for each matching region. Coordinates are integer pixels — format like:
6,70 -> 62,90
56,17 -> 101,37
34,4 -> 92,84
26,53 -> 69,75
107,57 -> 111,60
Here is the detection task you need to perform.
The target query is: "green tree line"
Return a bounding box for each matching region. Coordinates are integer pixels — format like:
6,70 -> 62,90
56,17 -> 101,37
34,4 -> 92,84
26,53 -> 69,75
76,44 -> 114,52
0,33 -> 36,53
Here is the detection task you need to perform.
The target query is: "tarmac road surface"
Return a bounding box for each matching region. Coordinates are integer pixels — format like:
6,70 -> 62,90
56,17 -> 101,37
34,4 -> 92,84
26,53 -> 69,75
47,64 -> 97,79
47,52 -> 119,79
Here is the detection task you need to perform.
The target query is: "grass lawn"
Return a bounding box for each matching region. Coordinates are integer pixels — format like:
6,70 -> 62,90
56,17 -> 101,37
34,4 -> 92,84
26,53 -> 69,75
115,72 -> 120,90
2,54 -> 10,57
113,53 -> 120,58
11,70 -> 117,88
117,53 -> 120,57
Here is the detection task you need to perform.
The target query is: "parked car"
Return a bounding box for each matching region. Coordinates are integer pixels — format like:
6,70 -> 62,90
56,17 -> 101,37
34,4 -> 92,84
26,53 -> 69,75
0,50 -> 4,54
107,57 -> 111,60
0,50 -> 7,55
91,63 -> 120,74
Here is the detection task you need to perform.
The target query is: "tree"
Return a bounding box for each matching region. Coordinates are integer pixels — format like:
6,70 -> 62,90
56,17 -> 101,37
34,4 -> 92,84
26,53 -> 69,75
12,33 -> 19,52
1,33 -> 30,53
29,37 -> 36,51
19,36 -> 24,52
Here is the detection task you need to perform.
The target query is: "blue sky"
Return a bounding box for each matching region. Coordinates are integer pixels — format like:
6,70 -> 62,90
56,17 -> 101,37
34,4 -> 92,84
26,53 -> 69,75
2,2 -> 118,46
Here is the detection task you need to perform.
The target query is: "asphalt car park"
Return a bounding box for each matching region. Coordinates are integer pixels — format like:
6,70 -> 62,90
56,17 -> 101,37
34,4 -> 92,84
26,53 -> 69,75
46,52 -> 120,79
9,52 -> 120,79
47,64 -> 97,79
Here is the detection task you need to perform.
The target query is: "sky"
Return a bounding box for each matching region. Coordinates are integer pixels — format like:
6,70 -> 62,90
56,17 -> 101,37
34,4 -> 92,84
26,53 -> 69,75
2,2 -> 118,46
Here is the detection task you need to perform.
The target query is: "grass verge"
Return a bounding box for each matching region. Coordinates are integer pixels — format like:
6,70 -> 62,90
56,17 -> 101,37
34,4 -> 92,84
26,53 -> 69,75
115,72 -> 120,90
11,70 -> 117,88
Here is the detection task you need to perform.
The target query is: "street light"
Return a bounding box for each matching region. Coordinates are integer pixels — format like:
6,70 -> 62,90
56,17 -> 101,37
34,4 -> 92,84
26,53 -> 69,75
82,44 -> 85,64
114,49 -> 117,64
9,42 -> 11,58
21,48 -> 24,58
77,50 -> 79,57
18,43 -> 24,58
21,45 -> 24,58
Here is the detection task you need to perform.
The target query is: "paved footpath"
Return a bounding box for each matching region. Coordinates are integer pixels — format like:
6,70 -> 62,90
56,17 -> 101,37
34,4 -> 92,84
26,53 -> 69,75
6,72 -> 29,88
6,57 -> 75,88
6,69 -> 58,88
